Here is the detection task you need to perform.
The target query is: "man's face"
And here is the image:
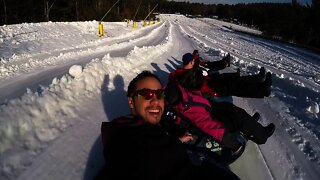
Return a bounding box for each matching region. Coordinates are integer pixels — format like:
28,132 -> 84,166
190,59 -> 195,67
128,77 -> 164,125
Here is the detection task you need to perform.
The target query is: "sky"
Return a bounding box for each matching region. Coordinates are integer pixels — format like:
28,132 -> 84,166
171,0 -> 313,5
0,14 -> 319,180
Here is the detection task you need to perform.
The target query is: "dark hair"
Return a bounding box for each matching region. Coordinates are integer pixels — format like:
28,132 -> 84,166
127,71 -> 162,97
193,50 -> 199,54
182,53 -> 193,66
177,69 -> 204,91
192,50 -> 200,68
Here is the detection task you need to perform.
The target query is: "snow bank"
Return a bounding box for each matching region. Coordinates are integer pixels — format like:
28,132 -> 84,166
0,21 -> 174,179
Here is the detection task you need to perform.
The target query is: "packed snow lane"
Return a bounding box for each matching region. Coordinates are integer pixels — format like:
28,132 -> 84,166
180,17 -> 320,89
0,22 -> 169,104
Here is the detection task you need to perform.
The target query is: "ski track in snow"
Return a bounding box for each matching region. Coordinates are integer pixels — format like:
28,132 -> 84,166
0,22 -> 165,81
0,22 -> 169,104
0,14 -> 320,180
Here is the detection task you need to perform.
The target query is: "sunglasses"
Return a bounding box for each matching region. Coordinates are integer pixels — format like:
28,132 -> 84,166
132,88 -> 165,100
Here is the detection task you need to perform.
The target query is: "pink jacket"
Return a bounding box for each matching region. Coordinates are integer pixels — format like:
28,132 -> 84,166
172,84 -> 225,141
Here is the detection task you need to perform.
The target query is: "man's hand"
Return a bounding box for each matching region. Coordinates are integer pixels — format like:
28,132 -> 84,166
179,132 -> 194,143
199,60 -> 208,67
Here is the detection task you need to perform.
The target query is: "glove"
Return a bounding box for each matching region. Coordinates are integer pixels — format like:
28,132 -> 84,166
160,109 -> 186,137
199,61 -> 208,67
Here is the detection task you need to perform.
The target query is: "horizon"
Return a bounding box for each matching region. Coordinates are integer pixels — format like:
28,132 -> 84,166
170,0 -> 313,5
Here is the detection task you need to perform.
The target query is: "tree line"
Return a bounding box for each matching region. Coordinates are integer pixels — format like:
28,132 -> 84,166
0,0 -> 165,24
1,0 -> 319,50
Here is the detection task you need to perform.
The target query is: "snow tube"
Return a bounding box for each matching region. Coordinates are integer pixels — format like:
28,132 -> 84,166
179,116 -> 246,165
209,96 -> 233,103
186,132 -> 246,165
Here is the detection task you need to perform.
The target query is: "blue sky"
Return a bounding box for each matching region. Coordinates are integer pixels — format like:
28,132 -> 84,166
171,0 -> 312,5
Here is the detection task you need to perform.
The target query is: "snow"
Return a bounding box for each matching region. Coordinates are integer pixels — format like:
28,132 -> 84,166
201,17 -> 263,35
68,65 -> 83,78
0,14 -> 320,179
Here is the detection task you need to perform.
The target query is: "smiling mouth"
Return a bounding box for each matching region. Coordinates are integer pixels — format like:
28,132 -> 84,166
148,109 -> 160,113
147,108 -> 162,116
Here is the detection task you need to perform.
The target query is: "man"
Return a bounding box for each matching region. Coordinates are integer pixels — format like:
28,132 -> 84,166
166,68 -> 275,148
193,49 -> 267,86
99,71 -> 240,180
170,52 -> 271,98
166,53 -> 275,146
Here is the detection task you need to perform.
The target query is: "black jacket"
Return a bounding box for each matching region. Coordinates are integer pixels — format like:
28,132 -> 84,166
99,115 -> 239,180
100,115 -> 197,180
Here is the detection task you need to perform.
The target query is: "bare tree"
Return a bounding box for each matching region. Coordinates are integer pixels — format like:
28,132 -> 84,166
44,0 -> 56,21
2,0 -> 7,24
75,0 -> 79,21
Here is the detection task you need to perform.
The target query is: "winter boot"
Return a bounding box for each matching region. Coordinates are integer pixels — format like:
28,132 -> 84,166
236,68 -> 240,74
239,67 -> 266,83
257,67 -> 266,81
251,112 -> 260,122
247,123 -> 275,144
238,113 -> 276,144
264,123 -> 276,139
263,72 -> 272,97
222,53 -> 231,67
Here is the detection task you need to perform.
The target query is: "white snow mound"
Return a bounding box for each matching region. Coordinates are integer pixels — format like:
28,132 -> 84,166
69,65 -> 83,78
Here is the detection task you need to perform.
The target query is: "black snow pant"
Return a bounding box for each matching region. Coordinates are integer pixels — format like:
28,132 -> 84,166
207,72 -> 271,98
210,101 -> 269,145
205,60 -> 228,71
195,58 -> 227,71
